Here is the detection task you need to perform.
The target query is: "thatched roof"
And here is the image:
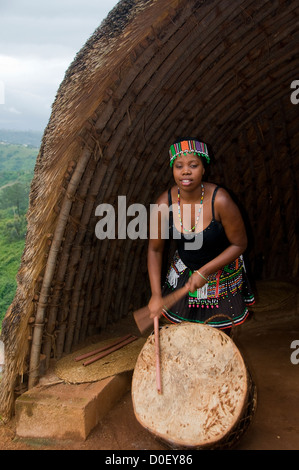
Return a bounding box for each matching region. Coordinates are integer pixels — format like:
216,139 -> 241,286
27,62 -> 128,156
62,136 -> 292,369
0,0 -> 298,419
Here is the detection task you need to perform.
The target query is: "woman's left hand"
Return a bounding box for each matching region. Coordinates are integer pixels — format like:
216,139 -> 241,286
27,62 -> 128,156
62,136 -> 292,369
186,271 -> 208,294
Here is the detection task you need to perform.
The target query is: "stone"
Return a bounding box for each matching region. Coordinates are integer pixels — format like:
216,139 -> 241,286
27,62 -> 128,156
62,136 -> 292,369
15,372 -> 132,441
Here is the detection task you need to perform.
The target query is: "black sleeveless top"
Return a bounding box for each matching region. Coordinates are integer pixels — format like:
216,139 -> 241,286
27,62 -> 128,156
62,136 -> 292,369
168,186 -> 230,271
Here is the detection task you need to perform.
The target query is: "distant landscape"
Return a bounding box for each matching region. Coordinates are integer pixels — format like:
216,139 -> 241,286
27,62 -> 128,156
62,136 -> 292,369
0,129 -> 42,328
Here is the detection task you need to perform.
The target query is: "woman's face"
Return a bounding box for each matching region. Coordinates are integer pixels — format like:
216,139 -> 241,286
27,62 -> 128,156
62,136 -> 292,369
172,153 -> 205,191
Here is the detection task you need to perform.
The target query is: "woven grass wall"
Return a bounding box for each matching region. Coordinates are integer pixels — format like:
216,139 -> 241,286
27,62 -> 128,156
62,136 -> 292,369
0,0 -> 298,418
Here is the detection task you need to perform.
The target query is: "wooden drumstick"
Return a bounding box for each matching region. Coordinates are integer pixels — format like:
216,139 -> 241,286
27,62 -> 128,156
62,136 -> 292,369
154,315 -> 162,394
133,284 -> 189,335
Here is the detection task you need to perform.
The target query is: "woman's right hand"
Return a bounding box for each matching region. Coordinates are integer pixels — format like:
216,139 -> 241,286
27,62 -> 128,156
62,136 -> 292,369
148,294 -> 163,319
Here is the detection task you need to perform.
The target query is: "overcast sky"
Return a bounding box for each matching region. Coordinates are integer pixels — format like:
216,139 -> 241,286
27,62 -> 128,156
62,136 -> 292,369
0,0 -> 119,132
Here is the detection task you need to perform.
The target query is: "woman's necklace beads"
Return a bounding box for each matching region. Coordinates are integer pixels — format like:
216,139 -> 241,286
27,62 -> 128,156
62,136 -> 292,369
177,184 -> 204,233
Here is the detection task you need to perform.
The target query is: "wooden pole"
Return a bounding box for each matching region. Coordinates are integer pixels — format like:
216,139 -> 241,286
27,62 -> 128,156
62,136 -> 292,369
82,335 -> 138,366
74,334 -> 133,361
28,148 -> 92,389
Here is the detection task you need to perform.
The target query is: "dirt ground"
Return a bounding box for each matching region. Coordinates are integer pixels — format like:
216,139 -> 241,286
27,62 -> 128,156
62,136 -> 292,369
0,306 -> 299,451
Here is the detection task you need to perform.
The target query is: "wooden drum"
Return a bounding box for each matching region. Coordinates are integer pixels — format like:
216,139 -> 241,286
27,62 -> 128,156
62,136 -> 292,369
132,323 -> 256,450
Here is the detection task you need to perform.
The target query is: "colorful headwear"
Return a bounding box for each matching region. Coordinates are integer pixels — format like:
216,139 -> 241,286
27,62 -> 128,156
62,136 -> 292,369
169,140 -> 210,167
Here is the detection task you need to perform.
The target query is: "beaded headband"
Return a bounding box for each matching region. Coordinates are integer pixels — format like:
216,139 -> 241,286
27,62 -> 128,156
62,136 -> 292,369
169,140 -> 210,167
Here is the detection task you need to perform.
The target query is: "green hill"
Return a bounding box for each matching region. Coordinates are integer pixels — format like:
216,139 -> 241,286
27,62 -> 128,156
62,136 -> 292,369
0,129 -> 42,148
0,142 -> 38,188
0,137 -> 39,327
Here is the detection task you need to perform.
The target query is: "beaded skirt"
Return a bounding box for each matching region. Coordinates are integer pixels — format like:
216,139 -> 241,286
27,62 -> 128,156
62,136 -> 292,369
161,251 -> 255,330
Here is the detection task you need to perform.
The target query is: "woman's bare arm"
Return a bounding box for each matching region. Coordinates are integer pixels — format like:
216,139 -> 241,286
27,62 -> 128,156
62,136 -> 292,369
188,188 -> 247,292
147,191 -> 168,315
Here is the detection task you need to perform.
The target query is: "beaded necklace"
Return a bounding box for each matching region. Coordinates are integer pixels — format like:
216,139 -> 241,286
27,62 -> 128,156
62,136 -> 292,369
177,184 -> 204,233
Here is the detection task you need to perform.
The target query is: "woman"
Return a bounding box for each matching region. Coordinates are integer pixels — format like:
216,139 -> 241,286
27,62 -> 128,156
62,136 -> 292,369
147,138 -> 255,331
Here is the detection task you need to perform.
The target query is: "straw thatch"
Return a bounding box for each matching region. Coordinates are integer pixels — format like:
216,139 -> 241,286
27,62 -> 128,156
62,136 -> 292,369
0,0 -> 298,419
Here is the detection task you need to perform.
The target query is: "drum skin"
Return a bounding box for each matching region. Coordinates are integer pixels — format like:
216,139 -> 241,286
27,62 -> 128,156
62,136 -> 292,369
132,323 -> 256,450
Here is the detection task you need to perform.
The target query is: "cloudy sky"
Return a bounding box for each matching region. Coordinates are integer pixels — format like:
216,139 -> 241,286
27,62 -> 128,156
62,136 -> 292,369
0,0 -> 119,132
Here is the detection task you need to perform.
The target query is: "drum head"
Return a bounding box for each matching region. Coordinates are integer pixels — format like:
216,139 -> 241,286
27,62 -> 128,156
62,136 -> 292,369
132,323 -> 249,449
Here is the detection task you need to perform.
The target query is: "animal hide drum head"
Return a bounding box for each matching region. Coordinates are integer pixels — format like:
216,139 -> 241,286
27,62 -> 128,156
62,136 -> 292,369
132,323 -> 249,449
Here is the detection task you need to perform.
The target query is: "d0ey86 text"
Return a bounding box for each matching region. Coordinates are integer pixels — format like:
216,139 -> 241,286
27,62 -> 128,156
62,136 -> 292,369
149,455 -> 192,465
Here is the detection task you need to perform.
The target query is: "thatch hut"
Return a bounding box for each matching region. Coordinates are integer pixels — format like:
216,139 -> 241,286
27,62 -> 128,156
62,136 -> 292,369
0,0 -> 298,419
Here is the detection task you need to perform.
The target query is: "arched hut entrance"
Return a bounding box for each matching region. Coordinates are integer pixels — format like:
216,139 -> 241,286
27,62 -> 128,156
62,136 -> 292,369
0,0 -> 298,419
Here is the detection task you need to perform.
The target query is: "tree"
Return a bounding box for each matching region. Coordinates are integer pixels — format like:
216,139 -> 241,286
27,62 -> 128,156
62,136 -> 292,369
0,182 -> 30,216
4,214 -> 27,241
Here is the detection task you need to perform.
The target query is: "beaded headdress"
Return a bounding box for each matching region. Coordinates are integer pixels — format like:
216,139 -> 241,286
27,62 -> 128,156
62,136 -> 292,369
169,140 -> 210,167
